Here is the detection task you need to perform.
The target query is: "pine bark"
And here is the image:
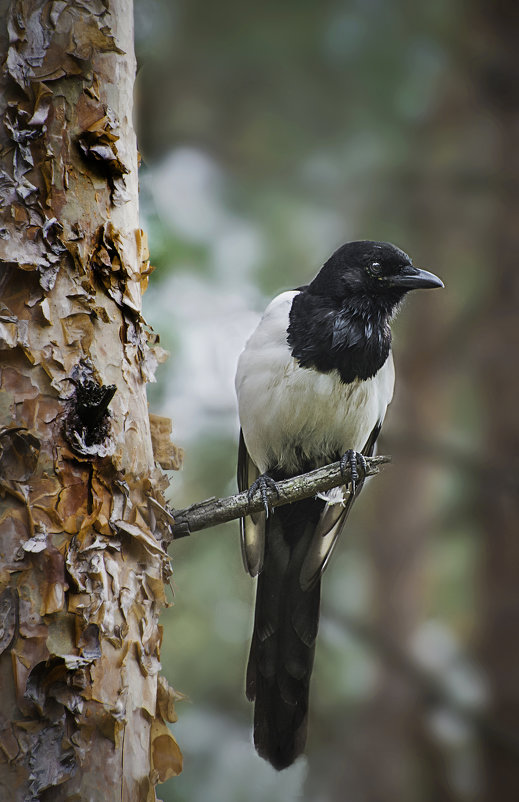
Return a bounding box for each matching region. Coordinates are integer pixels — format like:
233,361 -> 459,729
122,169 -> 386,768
0,1 -> 181,799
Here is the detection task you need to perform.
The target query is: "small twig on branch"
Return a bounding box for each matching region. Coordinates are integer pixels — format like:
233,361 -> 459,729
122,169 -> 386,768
150,455 -> 391,542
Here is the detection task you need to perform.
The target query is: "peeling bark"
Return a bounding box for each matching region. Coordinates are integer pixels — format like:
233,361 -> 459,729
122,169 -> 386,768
0,1 -> 181,799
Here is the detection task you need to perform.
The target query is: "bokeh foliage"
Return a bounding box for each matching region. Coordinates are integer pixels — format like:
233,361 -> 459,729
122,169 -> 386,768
135,1 -> 519,800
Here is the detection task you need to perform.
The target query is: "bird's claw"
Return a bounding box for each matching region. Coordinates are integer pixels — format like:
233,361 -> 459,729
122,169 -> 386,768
248,473 -> 280,517
339,450 -> 367,495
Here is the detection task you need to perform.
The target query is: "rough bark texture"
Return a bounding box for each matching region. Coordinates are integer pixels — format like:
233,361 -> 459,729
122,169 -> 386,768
0,1 -> 181,799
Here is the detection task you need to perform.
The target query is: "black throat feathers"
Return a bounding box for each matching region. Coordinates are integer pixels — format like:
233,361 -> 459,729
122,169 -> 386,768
287,290 -> 400,384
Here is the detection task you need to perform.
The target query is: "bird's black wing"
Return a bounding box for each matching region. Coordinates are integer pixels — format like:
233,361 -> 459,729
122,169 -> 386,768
238,429 -> 265,576
299,421 -> 382,591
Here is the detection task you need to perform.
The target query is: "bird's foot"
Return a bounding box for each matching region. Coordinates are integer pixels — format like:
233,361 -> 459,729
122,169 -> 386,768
247,473 -> 280,517
339,450 -> 367,495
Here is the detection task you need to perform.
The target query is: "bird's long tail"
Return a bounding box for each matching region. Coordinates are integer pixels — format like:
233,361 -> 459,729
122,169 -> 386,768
246,496 -> 324,770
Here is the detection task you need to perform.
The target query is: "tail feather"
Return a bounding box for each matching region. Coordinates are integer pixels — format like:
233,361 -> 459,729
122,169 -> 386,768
246,497 -> 324,770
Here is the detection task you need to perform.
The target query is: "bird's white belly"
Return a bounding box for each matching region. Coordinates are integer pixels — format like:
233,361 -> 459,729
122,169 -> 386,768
236,291 -> 395,474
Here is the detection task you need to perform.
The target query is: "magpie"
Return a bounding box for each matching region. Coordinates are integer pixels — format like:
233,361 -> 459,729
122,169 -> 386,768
235,240 -> 443,770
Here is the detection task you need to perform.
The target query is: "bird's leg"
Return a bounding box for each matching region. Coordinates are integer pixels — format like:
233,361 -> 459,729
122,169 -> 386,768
247,473 -> 280,517
339,450 -> 367,495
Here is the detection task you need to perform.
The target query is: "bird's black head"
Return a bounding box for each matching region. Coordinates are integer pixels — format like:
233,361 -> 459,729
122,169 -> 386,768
288,240 -> 444,383
307,240 -> 443,305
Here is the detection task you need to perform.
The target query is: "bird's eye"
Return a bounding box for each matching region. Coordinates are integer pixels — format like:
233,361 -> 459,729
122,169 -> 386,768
370,262 -> 382,275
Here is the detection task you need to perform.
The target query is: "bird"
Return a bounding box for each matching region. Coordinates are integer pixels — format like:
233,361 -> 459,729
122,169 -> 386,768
235,240 -> 443,770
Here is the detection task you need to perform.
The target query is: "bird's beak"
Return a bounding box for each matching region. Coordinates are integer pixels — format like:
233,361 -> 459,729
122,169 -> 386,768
387,266 -> 444,290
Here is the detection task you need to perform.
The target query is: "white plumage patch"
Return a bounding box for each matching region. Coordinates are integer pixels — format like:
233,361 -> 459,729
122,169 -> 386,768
236,291 -> 395,475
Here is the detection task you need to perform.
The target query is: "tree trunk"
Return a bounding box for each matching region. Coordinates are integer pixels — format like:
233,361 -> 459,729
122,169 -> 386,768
0,1 -> 181,799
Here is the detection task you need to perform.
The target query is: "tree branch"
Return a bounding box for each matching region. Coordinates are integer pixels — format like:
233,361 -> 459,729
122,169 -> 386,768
150,455 -> 391,542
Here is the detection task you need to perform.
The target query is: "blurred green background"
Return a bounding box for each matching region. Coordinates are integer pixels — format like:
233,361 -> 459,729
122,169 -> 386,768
134,1 -> 519,800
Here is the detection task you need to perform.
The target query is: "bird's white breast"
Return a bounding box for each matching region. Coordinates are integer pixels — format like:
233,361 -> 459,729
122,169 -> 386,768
236,291 -> 395,474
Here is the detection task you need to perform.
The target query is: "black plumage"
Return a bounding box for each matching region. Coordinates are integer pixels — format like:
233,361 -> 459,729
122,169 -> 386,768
246,496 -> 324,770
288,291 -> 393,383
